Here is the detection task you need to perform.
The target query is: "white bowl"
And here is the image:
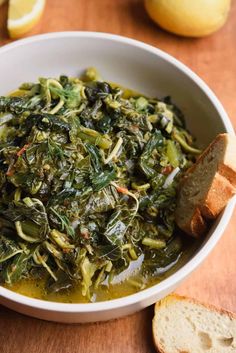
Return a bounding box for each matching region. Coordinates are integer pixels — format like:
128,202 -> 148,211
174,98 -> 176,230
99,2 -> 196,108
0,32 -> 235,323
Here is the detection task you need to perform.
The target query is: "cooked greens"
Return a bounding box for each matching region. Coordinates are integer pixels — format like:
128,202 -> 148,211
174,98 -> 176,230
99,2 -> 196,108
0,68 -> 200,301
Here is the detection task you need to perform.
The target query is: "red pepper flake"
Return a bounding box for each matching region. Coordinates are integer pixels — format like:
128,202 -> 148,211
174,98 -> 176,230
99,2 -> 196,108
16,143 -> 30,157
162,166 -> 173,175
116,185 -> 129,194
6,165 -> 15,177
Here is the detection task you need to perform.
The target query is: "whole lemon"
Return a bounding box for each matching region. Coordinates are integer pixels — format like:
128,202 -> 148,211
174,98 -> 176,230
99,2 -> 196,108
144,0 -> 231,37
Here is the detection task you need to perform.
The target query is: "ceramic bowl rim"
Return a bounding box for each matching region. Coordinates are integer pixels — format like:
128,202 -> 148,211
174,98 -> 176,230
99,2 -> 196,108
0,31 -> 235,313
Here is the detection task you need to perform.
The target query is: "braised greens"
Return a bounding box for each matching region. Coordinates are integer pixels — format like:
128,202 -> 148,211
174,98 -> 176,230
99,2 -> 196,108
0,68 -> 200,301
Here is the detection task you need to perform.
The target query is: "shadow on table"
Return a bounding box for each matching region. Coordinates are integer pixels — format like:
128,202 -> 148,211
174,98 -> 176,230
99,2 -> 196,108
0,305 -> 156,353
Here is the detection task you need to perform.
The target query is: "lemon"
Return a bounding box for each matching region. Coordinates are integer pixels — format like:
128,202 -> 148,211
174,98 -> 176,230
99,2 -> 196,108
144,0 -> 231,37
8,0 -> 46,39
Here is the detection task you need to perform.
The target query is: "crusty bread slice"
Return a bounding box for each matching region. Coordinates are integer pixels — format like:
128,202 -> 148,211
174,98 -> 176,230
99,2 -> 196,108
153,294 -> 236,353
175,133 -> 236,237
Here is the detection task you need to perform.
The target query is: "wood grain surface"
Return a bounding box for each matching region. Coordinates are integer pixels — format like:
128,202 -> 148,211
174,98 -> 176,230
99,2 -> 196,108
0,1 -> 236,352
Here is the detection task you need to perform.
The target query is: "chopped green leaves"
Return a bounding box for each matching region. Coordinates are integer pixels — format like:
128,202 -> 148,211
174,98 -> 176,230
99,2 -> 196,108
91,169 -> 117,192
0,234 -> 22,263
3,252 -> 31,285
139,130 -> 164,178
0,69 -> 200,300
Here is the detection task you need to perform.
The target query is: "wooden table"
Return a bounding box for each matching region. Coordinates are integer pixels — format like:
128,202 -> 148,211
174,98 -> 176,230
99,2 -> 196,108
0,1 -> 236,352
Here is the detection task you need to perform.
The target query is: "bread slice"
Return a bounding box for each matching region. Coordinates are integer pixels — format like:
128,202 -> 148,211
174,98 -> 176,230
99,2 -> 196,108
153,294 -> 236,353
175,133 -> 236,237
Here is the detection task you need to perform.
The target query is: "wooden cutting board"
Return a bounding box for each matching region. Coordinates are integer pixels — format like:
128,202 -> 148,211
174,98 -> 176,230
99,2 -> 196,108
0,1 -> 236,352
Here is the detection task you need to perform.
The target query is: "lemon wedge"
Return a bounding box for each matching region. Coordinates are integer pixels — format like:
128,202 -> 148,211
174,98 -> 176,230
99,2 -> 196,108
144,0 -> 231,37
8,0 -> 46,39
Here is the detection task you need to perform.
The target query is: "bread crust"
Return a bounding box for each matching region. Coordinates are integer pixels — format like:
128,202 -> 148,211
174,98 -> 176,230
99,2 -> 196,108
178,207 -> 207,238
201,172 -> 236,219
153,293 -> 236,353
154,293 -> 236,320
175,133 -> 236,237
219,163 -> 236,188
